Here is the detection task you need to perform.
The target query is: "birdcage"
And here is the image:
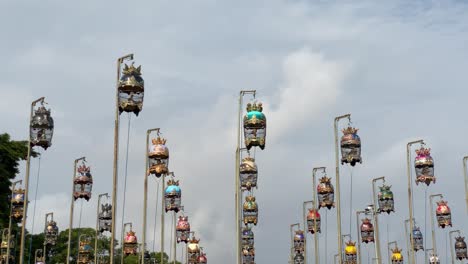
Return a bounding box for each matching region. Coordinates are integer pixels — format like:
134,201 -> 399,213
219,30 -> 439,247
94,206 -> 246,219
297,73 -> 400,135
0,229 -> 14,264
360,218 -> 374,244
73,163 -> 93,201
98,203 -> 112,233
243,102 -> 266,150
307,208 -> 321,234
165,179 -> 181,213
242,246 -> 255,264
123,230 -> 138,255
30,103 -> 54,150
240,156 -> 258,190
414,146 -> 435,186
435,200 -> 452,228
377,184 -> 394,214
429,253 -> 440,264
412,227 -> 424,251
44,220 -> 59,246
118,63 -> 144,115
340,127 -> 362,166
455,236 -> 467,260
317,176 -> 335,210
176,216 -> 190,243
242,227 -> 254,248
294,252 -> 305,264
187,237 -> 200,264
77,237 -> 92,264
148,136 -> 169,177
293,230 -> 305,253
390,247 -> 403,264
344,241 -> 357,264
11,188 -> 25,221
243,196 -> 258,225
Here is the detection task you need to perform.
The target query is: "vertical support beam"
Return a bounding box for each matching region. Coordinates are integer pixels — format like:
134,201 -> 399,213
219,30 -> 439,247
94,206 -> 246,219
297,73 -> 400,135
312,167 -> 325,264
6,180 -> 22,264
355,211 -> 365,264
334,114 -> 351,264
404,218 -> 414,263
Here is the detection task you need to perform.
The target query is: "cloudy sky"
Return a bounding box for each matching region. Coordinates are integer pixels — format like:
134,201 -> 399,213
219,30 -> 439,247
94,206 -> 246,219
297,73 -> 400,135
2,0 -> 468,263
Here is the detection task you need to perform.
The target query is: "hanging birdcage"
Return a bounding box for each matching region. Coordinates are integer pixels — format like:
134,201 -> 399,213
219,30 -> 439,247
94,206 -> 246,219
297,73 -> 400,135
306,208 -> 321,234
412,227 -> 424,251
243,101 -> 266,150
390,247 -> 403,264
11,188 -> 25,221
165,179 -> 181,213
123,230 -> 138,255
98,203 -> 112,233
240,156 -> 258,190
429,253 -> 440,263
187,237 -> 200,264
414,146 -> 435,186
344,241 -> 357,264
44,220 -> 59,246
1,229 -> 14,263
118,63 -> 144,115
360,218 -> 374,243
317,176 -> 335,210
148,137 -> 169,177
293,230 -> 305,253
455,236 -> 467,260
74,163 -> 93,201
243,196 -> 258,225
242,246 -> 255,264
435,200 -> 452,228
377,184 -> 394,214
35,251 -> 44,264
294,252 -> 305,264
176,216 -> 190,243
340,127 -> 362,166
198,253 -> 207,264
30,103 -> 54,150
242,227 -> 254,248
77,238 -> 92,264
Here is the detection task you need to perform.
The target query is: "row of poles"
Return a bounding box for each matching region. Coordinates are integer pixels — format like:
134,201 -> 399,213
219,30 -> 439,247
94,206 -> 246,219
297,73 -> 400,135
3,54 -> 208,264
288,114 -> 468,264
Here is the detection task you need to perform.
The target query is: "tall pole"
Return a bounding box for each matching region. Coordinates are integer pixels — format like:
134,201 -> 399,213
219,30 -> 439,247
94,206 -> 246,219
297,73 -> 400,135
95,193 -> 109,264
404,218 -> 414,263
290,223 -> 300,263
141,128 -> 160,264
407,139 -> 424,264
463,156 -> 468,214
43,212 -> 53,264
449,230 -> 460,264
312,167 -> 325,264
6,180 -> 22,264
19,97 -> 45,264
387,241 -> 397,264
67,157 -> 86,264
173,211 -> 176,264
235,90 -> 255,264
161,172 -> 174,264
355,211 -> 366,264
429,194 -> 442,257
334,114 -> 350,264
371,177 -> 385,264
110,54 -> 134,264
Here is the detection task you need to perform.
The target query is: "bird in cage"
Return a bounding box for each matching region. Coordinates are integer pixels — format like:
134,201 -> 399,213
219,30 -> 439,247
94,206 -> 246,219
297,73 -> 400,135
176,216 -> 190,243
30,104 -> 54,150
360,218 -> 374,243
239,156 -> 258,190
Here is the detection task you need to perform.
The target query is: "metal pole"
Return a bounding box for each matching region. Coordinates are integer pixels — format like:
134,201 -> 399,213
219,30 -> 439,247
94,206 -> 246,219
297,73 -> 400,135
407,139 -> 423,264
463,157 -> 468,214
355,211 -> 365,264
67,157 -> 86,264
312,167 -> 325,264
235,90 -> 255,264
142,128 -> 160,264
449,230 -> 460,264
290,223 -> 300,263
6,180 -> 22,264
44,213 -> 53,264
429,194 -> 442,256
334,114 -> 350,264
387,241 -> 397,264
404,218 -> 414,263
19,96 -> 45,264
95,193 -> 109,264
110,54 -> 133,264
173,212 -> 176,264
372,177 -> 385,264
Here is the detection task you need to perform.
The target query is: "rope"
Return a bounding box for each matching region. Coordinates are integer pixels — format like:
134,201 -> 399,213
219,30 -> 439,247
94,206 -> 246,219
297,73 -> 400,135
28,153 -> 42,264
152,179 -> 160,252
120,114 -> 132,255
76,199 -> 84,260
349,167 -> 353,236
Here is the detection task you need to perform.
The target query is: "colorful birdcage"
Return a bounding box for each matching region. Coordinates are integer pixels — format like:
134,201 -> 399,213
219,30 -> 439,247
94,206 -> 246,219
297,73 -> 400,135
11,188 -> 25,221
242,246 -> 255,264
360,218 -> 374,243
435,200 -> 452,228
344,241 -> 357,264
148,137 -> 169,177
455,236 -> 467,260
293,230 -> 305,253
240,156 -> 258,190
390,247 -> 403,264
317,176 -> 335,210
98,203 -> 112,233
340,127 -> 362,166
187,237 -> 200,264
30,103 -> 54,150
118,63 -> 144,115
74,163 -> 93,201
44,220 -> 59,246
242,227 -> 254,248
306,208 -> 321,234
243,196 -> 258,225
123,230 -> 138,255
412,227 -> 424,251
429,253 -> 440,264
77,238 -> 92,264
198,253 -> 207,264
377,184 -> 394,214
243,102 -> 266,150
294,252 -> 305,264
165,179 -> 181,213
176,216 -> 190,243
1,229 -> 14,263
414,146 -> 435,186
